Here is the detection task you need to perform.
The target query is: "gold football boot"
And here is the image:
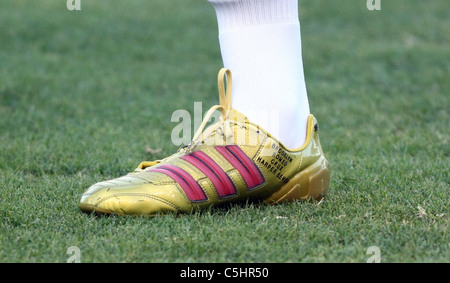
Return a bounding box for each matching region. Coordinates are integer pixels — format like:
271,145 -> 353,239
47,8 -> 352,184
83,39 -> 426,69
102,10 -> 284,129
79,69 -> 330,215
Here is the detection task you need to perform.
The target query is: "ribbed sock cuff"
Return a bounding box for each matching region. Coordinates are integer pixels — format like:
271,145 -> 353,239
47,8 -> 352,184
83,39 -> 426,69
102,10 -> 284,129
208,0 -> 299,33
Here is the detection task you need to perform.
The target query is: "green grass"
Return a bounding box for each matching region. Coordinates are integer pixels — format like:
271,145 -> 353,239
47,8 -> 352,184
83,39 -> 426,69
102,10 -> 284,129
0,0 -> 448,263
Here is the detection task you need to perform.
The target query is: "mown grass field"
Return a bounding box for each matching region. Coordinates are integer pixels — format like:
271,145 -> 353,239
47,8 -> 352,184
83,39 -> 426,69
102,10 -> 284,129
0,0 -> 448,263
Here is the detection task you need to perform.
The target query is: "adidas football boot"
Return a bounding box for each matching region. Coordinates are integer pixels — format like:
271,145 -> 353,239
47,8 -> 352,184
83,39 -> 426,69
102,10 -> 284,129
79,68 -> 330,215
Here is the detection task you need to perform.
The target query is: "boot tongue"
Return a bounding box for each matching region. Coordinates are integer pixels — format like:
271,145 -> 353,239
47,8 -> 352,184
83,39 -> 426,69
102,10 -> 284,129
223,108 -> 269,147
196,108 -> 252,148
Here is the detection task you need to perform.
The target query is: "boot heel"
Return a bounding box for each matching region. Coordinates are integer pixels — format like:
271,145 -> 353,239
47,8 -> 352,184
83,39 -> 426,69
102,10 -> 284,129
265,156 -> 330,203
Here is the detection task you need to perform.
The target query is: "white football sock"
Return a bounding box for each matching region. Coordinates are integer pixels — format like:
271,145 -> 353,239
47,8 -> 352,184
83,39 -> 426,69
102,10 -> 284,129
208,0 -> 310,149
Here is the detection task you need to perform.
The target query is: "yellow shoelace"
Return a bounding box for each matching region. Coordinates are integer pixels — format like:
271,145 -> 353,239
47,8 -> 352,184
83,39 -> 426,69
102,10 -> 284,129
135,68 -> 241,171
